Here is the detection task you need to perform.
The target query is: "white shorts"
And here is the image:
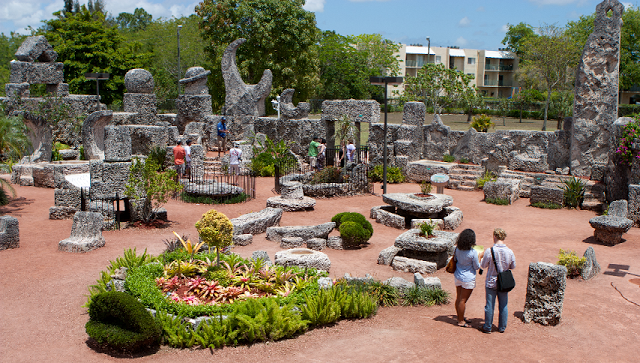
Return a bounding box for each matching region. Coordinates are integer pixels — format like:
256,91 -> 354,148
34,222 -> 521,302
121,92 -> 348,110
455,277 -> 476,290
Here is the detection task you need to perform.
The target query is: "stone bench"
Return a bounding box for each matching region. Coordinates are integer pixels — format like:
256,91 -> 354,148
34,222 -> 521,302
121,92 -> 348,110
230,207 -> 283,236
266,222 -> 335,243
0,216 -> 20,250
589,200 -> 633,245
530,185 -> 564,206
483,179 -> 521,204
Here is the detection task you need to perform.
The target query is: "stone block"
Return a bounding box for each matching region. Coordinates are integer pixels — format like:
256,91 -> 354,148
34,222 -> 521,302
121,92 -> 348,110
231,207 -> 283,236
89,161 -> 131,199
414,273 -> 442,289
266,222 -> 335,243
483,179 -> 521,204
581,246 -> 600,280
280,181 -> 304,199
530,185 -> 564,206
104,126 -> 132,162
58,212 -> 106,252
274,248 -> 331,272
59,149 -> 79,160
608,199 -> 628,218
54,188 -> 81,208
266,196 -> 316,211
394,229 -> 458,253
280,237 -> 304,249
32,165 -> 56,188
443,207 -> 464,230
124,69 -> 154,93
377,246 -> 402,265
306,238 -> 327,251
123,93 -> 157,114
0,216 -> 20,250
5,83 -> 30,98
391,256 -> 437,274
402,102 -> 426,127
321,99 -> 380,123
589,215 -> 633,245
629,184 -> 640,227
523,262 -> 567,326
49,206 -> 78,220
383,276 -> 414,290
326,236 -> 343,250
251,250 -> 272,266
233,234 -> 253,246
10,61 -> 64,84
375,208 -> 406,229
14,35 -> 56,62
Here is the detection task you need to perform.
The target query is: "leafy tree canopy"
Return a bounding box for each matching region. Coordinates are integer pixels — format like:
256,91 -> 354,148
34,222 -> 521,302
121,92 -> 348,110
501,22 -> 536,56
39,7 -> 151,104
0,32 -> 27,97
115,8 -> 153,32
195,0 -> 320,112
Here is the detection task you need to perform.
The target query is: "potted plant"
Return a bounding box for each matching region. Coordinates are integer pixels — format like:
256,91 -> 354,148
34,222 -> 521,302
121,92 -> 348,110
418,220 -> 437,238
417,181 -> 432,197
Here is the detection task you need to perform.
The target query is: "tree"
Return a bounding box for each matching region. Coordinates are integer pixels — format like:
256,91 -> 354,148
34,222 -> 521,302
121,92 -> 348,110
115,8 -> 153,32
317,31 -> 401,100
0,32 -> 27,97
566,6 -> 640,91
519,25 -> 580,131
40,7 -> 151,105
195,209 -> 234,266
501,22 -> 536,56
124,157 -> 183,223
459,84 -> 484,122
195,0 -> 320,112
399,63 -> 475,115
511,89 -> 538,123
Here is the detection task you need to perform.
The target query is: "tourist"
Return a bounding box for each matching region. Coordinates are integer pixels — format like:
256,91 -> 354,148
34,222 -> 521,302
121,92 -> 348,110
346,139 -> 356,163
308,136 -> 320,170
184,139 -> 192,178
229,141 -> 242,185
217,117 -> 228,158
480,228 -> 516,333
454,228 -> 483,327
173,140 -> 186,178
317,138 -> 326,170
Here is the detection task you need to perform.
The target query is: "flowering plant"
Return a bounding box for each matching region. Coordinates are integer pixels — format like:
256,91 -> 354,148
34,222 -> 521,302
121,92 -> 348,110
616,118 -> 640,166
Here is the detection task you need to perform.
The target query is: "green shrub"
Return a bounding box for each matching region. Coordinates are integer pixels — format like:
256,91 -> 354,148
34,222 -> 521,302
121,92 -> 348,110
148,145 -> 168,171
442,154 -> 455,162
310,166 -> 342,184
86,291 -> 162,353
476,170 -> 497,189
459,157 -> 470,164
471,114 -> 495,132
419,181 -> 432,194
560,177 -> 585,209
401,286 -> 450,306
301,288 -> 341,326
335,286 -> 378,319
332,212 -> 373,248
0,187 -> 8,206
557,249 -> 586,277
531,201 -> 562,209
368,164 -> 406,183
485,197 -> 509,205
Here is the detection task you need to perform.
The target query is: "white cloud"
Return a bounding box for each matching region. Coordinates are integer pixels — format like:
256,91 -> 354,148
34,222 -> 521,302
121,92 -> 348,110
501,24 -> 509,33
622,2 -> 633,9
476,6 -> 485,12
458,16 -> 471,27
304,0 -> 326,12
455,36 -> 468,47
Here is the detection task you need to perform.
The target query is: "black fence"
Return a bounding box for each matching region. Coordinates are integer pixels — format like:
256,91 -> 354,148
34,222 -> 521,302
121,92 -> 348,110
80,187 -> 124,230
323,146 -> 369,166
175,170 -> 256,204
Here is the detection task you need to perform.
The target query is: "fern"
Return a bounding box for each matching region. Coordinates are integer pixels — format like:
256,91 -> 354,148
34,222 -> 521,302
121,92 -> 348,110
301,289 -> 341,326
156,311 -> 197,348
194,316 -> 227,349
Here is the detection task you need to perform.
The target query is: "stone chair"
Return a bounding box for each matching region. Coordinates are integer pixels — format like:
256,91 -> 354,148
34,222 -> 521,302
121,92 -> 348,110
58,211 -> 105,252
589,200 -> 633,245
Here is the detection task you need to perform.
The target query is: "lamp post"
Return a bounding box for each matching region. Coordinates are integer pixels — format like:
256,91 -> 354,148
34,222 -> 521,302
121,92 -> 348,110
177,24 -> 182,95
426,36 -> 431,64
84,73 -> 109,98
370,76 -> 403,195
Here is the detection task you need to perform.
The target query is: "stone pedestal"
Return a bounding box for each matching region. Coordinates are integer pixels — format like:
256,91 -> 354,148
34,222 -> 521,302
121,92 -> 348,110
523,262 -> 567,326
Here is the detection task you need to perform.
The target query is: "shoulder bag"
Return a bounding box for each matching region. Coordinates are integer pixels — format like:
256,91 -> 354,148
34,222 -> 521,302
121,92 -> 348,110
445,248 -> 457,273
491,247 -> 515,292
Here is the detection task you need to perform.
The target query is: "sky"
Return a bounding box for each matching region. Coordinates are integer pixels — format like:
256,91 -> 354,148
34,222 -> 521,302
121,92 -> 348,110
0,0 -> 635,50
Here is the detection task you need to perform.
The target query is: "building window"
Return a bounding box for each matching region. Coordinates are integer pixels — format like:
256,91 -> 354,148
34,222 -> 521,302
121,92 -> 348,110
436,56 -> 441,63
468,57 -> 476,65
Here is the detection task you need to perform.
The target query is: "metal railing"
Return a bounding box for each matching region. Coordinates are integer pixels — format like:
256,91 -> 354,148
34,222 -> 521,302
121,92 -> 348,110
176,170 -> 256,203
484,64 -> 514,71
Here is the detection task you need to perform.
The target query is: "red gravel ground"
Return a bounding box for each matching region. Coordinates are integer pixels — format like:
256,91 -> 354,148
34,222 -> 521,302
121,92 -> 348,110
1,175 -> 639,363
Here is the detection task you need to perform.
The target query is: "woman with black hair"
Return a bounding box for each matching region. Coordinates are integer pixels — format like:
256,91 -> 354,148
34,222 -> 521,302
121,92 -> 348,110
454,228 -> 484,327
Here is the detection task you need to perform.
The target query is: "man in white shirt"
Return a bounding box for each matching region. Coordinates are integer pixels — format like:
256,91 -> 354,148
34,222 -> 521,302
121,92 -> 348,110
184,139 -> 192,178
346,140 -> 356,163
229,141 -> 242,185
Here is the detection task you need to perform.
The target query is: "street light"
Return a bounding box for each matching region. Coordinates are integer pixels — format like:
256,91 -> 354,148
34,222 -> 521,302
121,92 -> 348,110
426,36 -> 431,64
370,76 -> 403,195
177,24 -> 182,95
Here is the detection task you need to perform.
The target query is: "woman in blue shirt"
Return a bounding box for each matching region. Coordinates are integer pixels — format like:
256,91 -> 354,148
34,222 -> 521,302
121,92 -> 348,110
453,229 -> 484,327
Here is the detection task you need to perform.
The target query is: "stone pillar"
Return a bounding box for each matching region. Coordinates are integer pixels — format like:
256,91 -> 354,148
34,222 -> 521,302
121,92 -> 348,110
0,216 -> 20,250
570,0 -> 624,178
629,184 -> 640,227
104,126 -> 132,162
523,262 -> 567,326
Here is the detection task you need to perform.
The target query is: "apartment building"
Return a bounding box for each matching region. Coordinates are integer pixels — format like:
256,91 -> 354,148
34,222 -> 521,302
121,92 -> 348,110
395,44 -> 519,98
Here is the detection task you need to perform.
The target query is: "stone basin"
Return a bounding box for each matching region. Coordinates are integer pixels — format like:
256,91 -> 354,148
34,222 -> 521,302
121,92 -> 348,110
394,229 -> 458,253
274,248 -> 331,271
383,193 -> 453,215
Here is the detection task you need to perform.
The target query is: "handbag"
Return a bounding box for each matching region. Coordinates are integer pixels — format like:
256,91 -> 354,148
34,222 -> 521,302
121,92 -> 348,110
491,247 -> 515,292
445,248 -> 457,273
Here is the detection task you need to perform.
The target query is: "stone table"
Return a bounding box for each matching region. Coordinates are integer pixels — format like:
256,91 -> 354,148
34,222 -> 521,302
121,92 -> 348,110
382,193 -> 453,217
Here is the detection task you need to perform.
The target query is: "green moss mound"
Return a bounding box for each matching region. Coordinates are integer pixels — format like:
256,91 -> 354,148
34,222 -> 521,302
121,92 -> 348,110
86,291 -> 161,353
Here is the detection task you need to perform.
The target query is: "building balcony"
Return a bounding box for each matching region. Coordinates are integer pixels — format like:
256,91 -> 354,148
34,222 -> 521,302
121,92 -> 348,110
484,64 -> 514,71
406,59 -> 426,68
483,80 -> 513,87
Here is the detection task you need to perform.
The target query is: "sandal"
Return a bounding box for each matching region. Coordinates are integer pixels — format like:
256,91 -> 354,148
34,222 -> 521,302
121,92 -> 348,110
458,322 -> 471,328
